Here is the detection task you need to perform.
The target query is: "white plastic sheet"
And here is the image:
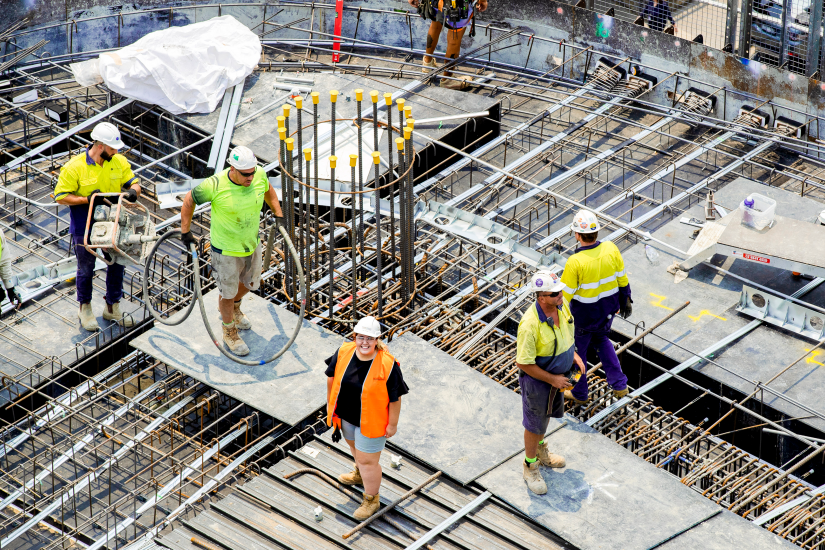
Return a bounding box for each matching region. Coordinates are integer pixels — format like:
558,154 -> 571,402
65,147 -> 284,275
72,16 -> 260,114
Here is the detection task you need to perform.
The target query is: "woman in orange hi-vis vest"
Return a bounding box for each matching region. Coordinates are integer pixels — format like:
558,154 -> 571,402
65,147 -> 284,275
326,316 -> 409,520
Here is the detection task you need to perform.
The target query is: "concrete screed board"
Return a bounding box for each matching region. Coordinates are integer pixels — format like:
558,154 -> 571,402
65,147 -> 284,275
478,416 -> 795,550
130,290 -> 342,425
610,177 -> 825,432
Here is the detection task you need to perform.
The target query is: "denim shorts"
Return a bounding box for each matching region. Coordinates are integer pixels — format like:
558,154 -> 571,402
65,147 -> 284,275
341,419 -> 387,454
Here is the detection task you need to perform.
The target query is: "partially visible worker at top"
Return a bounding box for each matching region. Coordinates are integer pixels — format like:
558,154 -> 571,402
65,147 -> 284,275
561,210 -> 632,405
407,0 -> 488,89
54,122 -> 141,332
326,316 -> 409,520
0,229 -> 22,315
180,145 -> 285,357
516,270 -> 585,495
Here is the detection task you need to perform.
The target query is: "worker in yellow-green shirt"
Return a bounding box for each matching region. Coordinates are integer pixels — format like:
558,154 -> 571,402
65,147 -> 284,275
53,122 -> 141,332
561,210 -> 632,405
180,146 -> 285,357
516,270 -> 585,495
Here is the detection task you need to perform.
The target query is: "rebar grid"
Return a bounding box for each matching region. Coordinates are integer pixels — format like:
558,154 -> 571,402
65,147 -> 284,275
0,348 -> 325,550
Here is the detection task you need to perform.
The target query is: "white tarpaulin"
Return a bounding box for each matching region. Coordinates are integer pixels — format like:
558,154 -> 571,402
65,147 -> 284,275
71,16 -> 260,114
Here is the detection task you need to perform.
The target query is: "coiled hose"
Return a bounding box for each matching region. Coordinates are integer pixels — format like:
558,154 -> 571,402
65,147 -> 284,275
142,225 -> 306,366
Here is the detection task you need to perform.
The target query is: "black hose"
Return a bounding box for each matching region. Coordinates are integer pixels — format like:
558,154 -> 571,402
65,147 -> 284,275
143,226 -> 306,366
142,229 -> 198,326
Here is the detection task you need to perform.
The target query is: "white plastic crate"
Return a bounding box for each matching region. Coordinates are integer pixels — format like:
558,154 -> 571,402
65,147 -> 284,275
740,193 -> 776,230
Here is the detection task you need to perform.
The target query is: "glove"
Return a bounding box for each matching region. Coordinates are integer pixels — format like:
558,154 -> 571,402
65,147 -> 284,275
180,231 -> 198,250
619,296 -> 633,319
275,215 -> 286,231
331,425 -> 342,443
7,288 -> 20,308
122,188 -> 138,203
87,190 -> 102,207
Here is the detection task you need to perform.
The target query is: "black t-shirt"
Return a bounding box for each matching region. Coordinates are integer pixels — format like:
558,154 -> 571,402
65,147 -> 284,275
325,349 -> 409,428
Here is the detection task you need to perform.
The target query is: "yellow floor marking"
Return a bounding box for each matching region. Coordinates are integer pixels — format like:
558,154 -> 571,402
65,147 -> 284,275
804,349 -> 824,367
688,309 -> 728,322
649,293 -> 673,311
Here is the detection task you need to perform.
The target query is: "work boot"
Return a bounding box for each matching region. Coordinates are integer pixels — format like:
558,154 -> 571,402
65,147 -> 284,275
233,300 -> 252,330
537,442 -> 566,468
222,322 -> 250,356
103,302 -> 134,328
338,464 -> 363,486
353,493 -> 380,520
613,387 -> 630,399
440,74 -> 472,90
78,303 -> 100,332
523,460 -> 547,495
563,390 -> 589,405
422,57 -> 438,73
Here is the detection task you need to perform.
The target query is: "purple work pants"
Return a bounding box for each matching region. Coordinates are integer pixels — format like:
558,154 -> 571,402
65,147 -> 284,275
74,236 -> 124,305
571,325 -> 628,400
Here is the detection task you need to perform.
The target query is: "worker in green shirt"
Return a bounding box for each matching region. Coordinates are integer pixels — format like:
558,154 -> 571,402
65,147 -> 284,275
180,146 -> 285,356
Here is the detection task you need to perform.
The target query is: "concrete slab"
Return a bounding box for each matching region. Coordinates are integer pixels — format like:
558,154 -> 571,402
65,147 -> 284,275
130,291 -> 342,425
612,177 -> 825,431
178,72 -> 501,168
656,509 -> 797,549
477,416 -> 787,550
383,333 -> 526,485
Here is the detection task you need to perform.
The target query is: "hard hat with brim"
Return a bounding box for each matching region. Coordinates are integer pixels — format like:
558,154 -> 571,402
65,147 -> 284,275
353,316 -> 382,338
531,271 -> 566,293
90,122 -> 125,150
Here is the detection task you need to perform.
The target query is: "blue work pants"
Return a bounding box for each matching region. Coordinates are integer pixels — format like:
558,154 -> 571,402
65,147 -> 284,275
571,324 -> 628,400
74,236 -> 124,305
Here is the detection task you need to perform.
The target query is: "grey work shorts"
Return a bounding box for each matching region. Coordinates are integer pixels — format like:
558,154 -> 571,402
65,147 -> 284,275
210,242 -> 263,299
519,373 -> 564,436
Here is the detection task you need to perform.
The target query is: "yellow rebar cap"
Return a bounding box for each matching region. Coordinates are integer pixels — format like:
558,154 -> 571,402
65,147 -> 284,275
404,106 -> 412,120
330,90 -> 339,103
282,104 -> 291,117
406,118 -> 415,130
396,98 -> 406,112
404,126 -> 412,140
311,92 -> 320,104
349,154 -> 358,167
295,96 -> 303,108
383,93 -> 392,106
278,127 -> 286,140
355,89 -> 364,101
370,90 -> 379,103
329,155 -> 337,168
285,138 -> 294,151
372,151 -> 380,164
395,137 -> 404,150
277,115 -> 285,129
303,148 -> 312,161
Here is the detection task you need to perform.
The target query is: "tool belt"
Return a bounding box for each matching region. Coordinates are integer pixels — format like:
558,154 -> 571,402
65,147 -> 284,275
418,0 -> 477,37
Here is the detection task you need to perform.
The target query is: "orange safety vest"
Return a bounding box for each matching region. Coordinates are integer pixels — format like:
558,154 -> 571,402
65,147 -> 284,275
326,341 -> 396,438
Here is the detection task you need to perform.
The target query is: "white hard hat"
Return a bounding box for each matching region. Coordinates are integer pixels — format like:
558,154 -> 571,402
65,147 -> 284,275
571,210 -> 601,234
90,122 -> 124,150
227,146 -> 257,170
531,270 -> 565,293
353,316 -> 382,338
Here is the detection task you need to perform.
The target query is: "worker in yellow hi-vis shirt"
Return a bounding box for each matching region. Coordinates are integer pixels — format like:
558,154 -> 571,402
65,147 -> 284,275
179,145 -> 285,357
561,210 -> 632,404
54,122 -> 141,332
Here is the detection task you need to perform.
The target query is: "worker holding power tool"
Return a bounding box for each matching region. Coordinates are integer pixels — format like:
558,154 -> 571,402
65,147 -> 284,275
408,0 -> 488,89
179,146 -> 285,357
54,122 -> 141,331
516,270 -> 585,495
561,210 -> 632,404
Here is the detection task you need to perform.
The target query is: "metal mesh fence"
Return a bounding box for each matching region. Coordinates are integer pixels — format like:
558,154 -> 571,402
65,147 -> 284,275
588,0 -> 816,74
